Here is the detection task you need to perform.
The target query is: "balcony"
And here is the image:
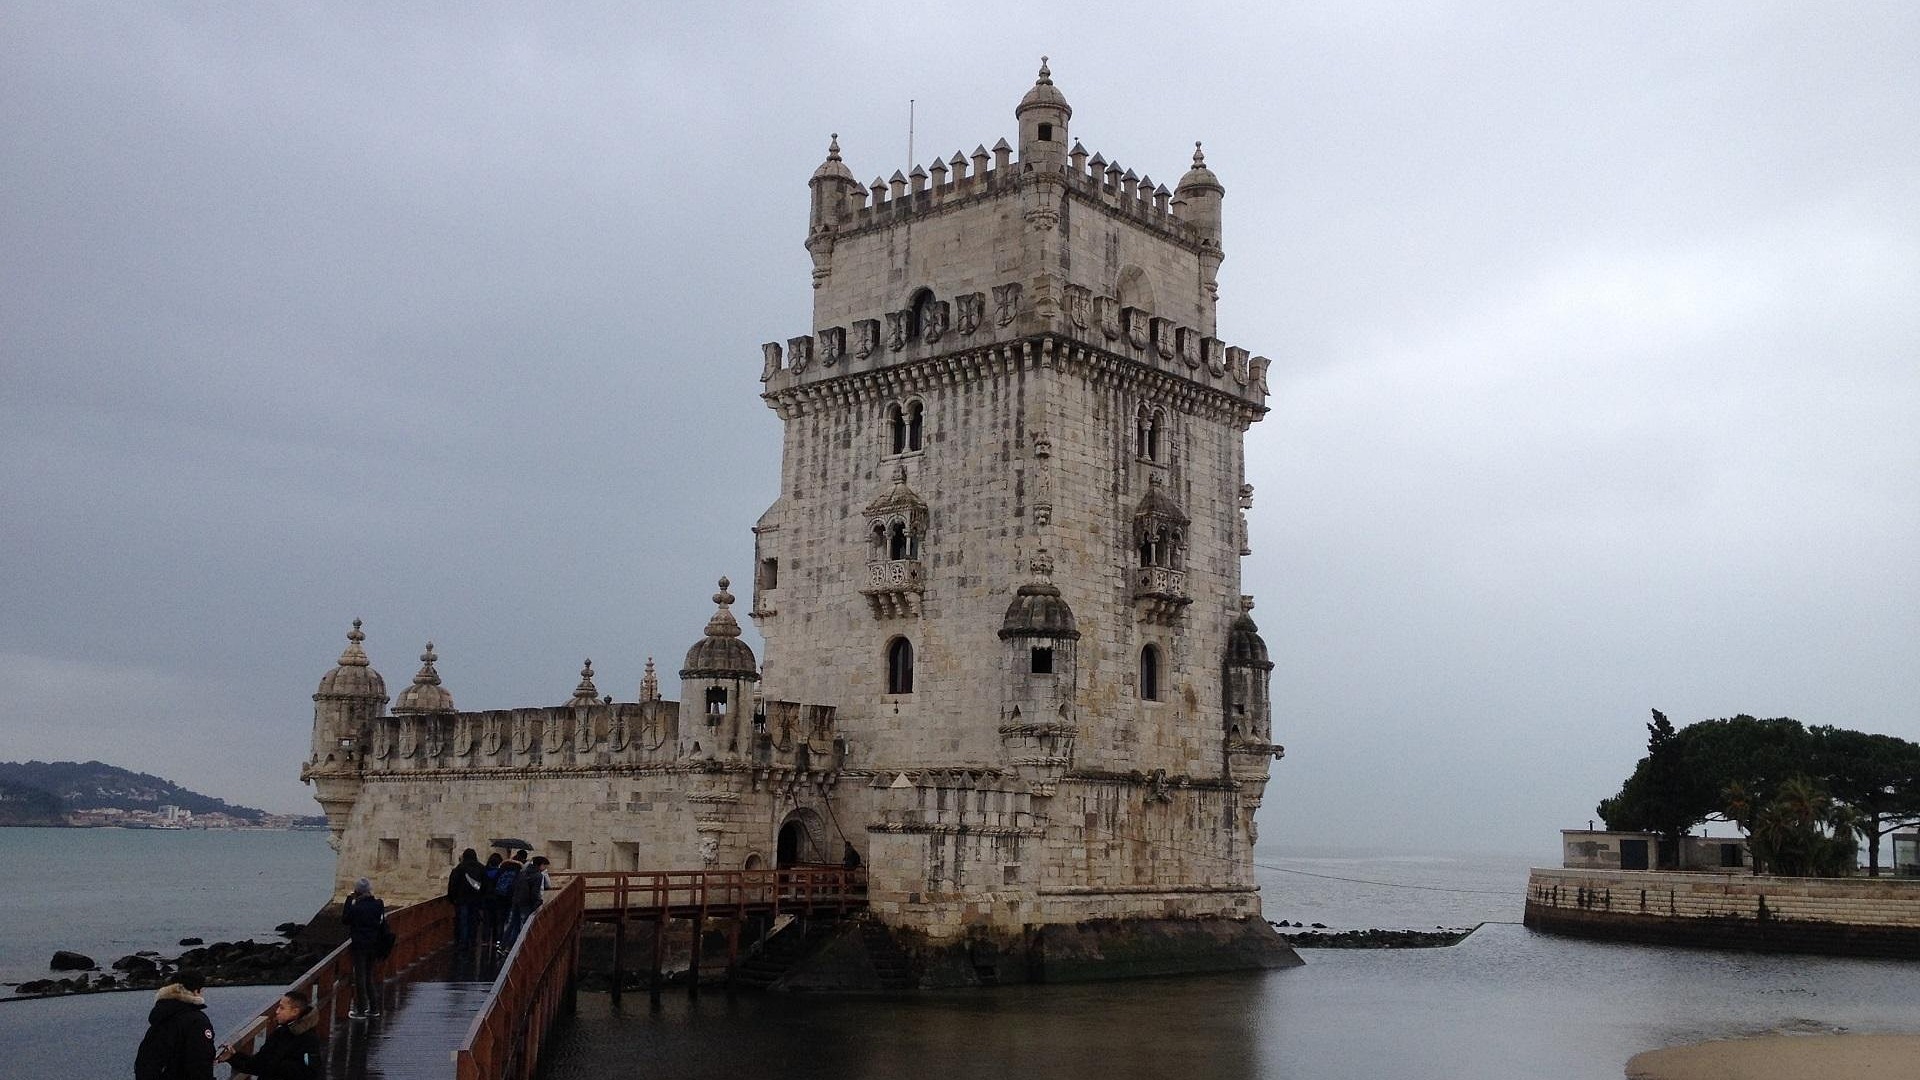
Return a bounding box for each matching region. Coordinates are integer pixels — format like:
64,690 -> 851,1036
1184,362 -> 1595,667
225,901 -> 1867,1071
861,558 -> 925,618
1132,565 -> 1190,625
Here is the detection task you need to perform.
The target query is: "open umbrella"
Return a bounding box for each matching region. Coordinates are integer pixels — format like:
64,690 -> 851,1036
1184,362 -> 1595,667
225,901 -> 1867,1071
490,837 -> 532,850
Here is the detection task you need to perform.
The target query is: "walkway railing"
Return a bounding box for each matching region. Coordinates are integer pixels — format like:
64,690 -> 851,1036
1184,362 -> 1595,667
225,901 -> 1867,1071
216,896 -> 454,1062
454,876 -> 584,1080
556,866 -> 867,919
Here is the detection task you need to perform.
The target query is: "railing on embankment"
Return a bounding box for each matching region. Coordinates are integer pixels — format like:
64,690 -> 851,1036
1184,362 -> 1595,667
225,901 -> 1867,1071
215,896 -> 454,1061
454,876 -> 584,1080
1525,866 -> 1920,958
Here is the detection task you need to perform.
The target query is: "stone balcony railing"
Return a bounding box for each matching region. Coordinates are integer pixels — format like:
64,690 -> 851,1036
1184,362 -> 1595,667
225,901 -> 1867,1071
1132,565 -> 1190,624
861,558 -> 925,618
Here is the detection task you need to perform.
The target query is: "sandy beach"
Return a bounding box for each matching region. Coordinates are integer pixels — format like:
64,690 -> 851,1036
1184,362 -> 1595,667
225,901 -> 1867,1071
1627,1034 -> 1920,1079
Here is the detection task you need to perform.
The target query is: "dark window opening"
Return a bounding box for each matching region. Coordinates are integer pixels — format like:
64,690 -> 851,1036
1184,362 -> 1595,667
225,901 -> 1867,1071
1140,644 -> 1161,701
890,404 -> 907,454
909,289 -> 936,340
887,638 -> 915,694
1030,646 -> 1054,674
705,686 -> 727,716
906,401 -> 923,451
759,557 -> 778,590
1038,123 -> 1053,141
888,521 -> 918,560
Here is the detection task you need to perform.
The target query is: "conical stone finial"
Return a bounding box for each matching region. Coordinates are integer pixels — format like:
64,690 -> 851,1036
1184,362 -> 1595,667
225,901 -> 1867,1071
639,657 -> 660,702
413,642 -> 442,686
570,658 -> 599,706
337,619 -> 369,667
1193,141 -> 1206,167
705,578 -> 742,639
827,133 -> 841,161
1037,56 -> 1052,84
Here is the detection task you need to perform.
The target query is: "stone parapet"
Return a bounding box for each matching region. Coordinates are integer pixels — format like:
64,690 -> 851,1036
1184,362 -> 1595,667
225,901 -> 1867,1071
1524,867 -> 1920,958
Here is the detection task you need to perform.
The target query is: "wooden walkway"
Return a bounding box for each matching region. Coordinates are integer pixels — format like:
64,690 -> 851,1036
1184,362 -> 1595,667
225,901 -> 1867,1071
320,949 -> 499,1080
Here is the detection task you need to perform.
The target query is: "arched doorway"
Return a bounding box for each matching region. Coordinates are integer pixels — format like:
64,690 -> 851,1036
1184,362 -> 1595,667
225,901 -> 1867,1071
777,818 -> 810,868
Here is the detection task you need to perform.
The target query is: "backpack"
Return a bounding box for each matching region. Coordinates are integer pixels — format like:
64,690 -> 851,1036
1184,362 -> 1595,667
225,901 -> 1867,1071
494,864 -> 519,898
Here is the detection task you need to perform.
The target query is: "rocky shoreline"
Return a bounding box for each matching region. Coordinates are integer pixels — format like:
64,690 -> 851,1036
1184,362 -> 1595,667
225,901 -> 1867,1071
6,923 -> 319,1000
1268,921 -> 1474,948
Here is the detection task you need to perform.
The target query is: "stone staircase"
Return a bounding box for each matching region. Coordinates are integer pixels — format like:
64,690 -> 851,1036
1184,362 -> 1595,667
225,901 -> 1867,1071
729,915 -> 840,990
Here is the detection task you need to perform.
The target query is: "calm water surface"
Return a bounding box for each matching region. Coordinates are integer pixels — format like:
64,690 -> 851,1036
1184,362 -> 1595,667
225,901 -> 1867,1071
5,831 -> 1918,1080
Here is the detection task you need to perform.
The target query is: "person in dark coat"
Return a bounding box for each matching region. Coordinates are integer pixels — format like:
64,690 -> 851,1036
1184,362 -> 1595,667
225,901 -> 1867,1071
490,850 -> 526,953
341,877 -> 387,1019
134,970 -> 215,1080
480,851 -> 506,947
501,855 -> 550,949
215,990 -> 321,1080
446,848 -> 487,949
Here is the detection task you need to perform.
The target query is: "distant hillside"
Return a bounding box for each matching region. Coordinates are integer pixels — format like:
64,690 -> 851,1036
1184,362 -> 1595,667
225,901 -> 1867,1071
0,760 -> 267,822
0,779 -> 66,825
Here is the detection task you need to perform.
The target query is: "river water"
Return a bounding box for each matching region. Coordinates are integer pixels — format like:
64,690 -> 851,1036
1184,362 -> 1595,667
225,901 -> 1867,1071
4,829 -> 1918,1080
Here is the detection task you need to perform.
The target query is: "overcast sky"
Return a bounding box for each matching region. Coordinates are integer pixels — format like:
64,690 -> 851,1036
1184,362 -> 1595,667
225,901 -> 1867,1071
3,3 -> 1915,857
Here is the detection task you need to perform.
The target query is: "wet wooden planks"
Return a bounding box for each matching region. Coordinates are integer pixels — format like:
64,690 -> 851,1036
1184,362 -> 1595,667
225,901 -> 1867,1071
324,951 -> 498,1080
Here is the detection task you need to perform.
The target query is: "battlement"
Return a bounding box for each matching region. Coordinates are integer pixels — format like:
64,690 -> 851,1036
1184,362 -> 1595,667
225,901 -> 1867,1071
830,137 -> 1204,249
760,274 -> 1270,413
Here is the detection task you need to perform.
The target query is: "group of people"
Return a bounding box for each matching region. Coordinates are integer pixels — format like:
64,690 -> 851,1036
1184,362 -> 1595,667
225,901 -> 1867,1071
135,970 -> 321,1080
134,845 -> 554,1076
443,846 -> 553,952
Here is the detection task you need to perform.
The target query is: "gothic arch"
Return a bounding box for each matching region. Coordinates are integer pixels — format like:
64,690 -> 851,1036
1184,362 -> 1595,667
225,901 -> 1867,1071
1117,265 -> 1155,313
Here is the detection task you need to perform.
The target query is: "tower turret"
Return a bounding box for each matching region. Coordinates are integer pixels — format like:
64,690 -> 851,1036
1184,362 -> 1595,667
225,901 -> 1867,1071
302,619 -> 388,850
1174,141 -> 1225,330
678,578 -> 760,759
997,549 -> 1080,791
805,134 -> 864,290
1016,57 -> 1072,171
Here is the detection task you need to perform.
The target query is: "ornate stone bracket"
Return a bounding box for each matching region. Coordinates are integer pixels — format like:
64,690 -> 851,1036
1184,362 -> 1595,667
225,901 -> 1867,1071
861,558 -> 925,618
1132,565 -> 1191,624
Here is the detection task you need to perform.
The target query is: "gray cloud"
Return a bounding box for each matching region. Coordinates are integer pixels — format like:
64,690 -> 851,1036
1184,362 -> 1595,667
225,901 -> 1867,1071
3,3 -> 1915,854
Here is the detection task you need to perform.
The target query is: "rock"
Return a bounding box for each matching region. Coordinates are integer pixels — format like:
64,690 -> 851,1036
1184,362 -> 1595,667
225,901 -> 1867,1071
276,922 -> 304,936
178,937 -> 203,946
1309,923 -> 1326,929
16,979 -> 57,995
50,951 -> 96,971
113,954 -> 159,974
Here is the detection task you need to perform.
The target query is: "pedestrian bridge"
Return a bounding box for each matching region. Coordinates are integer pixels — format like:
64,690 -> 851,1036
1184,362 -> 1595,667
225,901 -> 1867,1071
216,867 -> 866,1080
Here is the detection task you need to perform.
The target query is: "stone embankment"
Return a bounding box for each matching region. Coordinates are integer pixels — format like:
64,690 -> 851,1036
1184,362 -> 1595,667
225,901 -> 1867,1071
1525,867 -> 1920,957
7,923 -> 316,999
1266,921 -> 1472,948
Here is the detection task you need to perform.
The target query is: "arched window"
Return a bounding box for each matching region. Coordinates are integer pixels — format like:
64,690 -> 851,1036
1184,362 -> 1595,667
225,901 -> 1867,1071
1147,408 -> 1164,461
888,520 -> 917,560
887,637 -> 915,694
705,686 -> 727,716
889,400 -> 925,454
1135,404 -> 1163,462
909,288 -> 937,340
1138,533 -> 1158,568
1139,644 -> 1161,701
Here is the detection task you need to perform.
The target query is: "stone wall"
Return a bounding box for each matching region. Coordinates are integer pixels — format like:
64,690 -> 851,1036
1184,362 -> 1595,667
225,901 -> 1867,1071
1524,867 -> 1920,958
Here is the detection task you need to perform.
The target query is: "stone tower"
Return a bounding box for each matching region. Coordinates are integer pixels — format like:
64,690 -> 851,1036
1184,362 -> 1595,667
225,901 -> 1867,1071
301,619 -> 388,851
756,61 -> 1285,946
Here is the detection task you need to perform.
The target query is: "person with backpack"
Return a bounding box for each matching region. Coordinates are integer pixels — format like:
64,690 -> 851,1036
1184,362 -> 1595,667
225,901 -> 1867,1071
341,878 -> 387,1019
445,848 -> 487,950
490,850 -> 525,953
479,851 -> 506,947
501,855 -> 550,949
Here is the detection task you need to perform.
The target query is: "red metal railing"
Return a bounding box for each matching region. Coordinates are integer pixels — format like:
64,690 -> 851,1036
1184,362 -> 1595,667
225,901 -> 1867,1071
215,896 -> 454,1061
554,866 -> 866,919
453,877 -> 584,1080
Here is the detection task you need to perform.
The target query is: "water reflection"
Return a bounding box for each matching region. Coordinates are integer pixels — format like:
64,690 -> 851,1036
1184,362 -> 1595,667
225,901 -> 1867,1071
547,925 -> 1920,1080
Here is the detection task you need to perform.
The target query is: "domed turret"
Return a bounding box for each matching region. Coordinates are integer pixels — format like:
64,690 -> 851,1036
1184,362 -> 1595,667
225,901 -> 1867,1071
316,619 -> 387,701
1175,141 -> 1224,245
392,641 -> 455,714
680,578 -> 759,679
809,133 -> 863,231
999,582 -> 1081,641
1016,57 -> 1071,170
1226,608 -> 1271,669
679,578 -> 761,761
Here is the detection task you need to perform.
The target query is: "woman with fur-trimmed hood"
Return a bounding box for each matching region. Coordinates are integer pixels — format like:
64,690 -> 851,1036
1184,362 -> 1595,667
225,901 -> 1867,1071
134,970 -> 215,1080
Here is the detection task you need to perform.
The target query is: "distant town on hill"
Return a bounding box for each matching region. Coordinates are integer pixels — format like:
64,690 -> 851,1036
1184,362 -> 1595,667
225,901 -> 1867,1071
0,760 -> 323,829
